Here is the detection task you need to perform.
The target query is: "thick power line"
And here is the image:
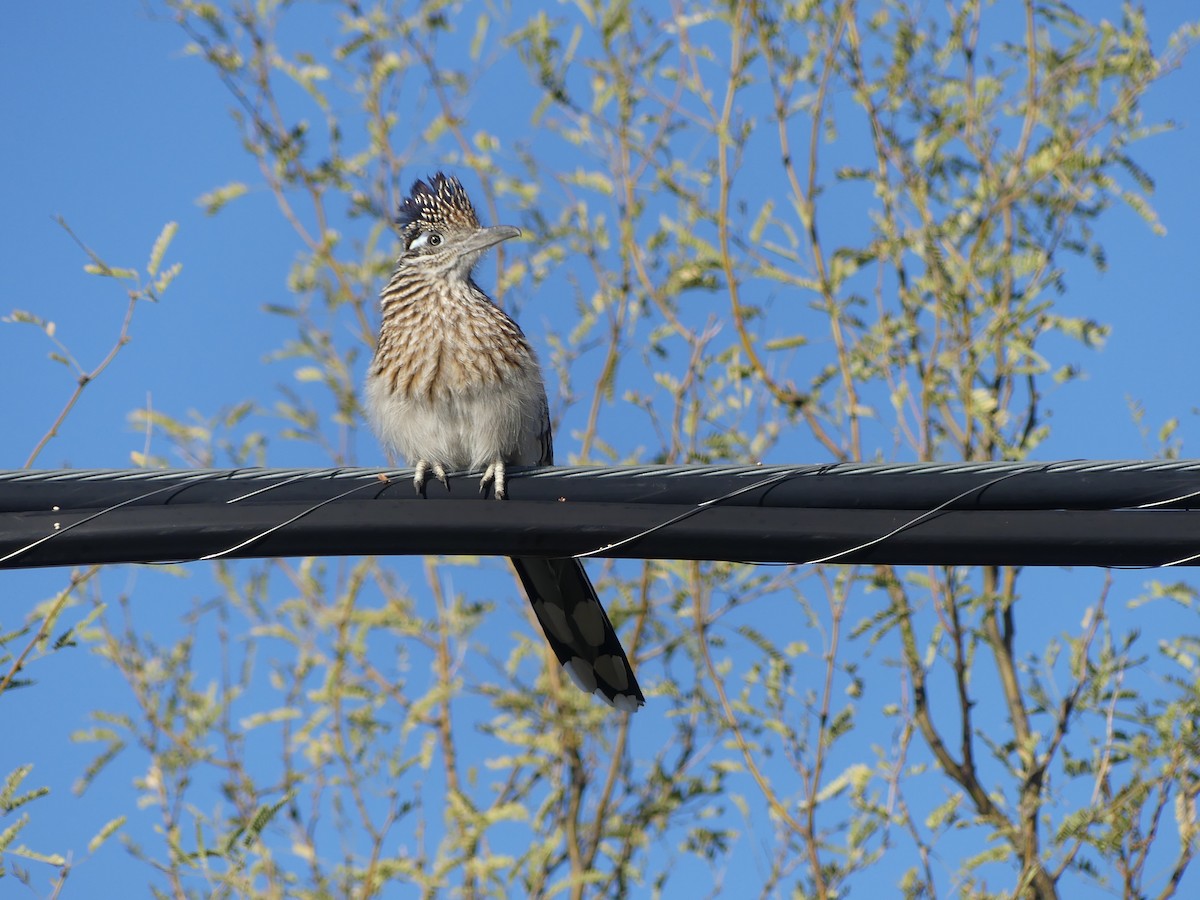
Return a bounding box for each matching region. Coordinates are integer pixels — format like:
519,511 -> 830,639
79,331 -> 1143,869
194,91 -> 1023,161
0,461 -> 1198,569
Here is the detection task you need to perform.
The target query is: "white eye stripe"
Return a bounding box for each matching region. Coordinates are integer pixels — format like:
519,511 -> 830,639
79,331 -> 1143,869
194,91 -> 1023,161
408,231 -> 442,250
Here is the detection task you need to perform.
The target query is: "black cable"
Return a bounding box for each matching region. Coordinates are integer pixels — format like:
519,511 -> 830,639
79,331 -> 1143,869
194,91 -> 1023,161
4,459 -> 1200,511
0,462 -> 1198,570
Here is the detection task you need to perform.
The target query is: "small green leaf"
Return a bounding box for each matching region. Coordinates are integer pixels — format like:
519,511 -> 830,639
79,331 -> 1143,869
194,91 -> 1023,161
749,199 -> 775,244
0,813 -> 28,853
9,846 -> 67,866
87,816 -> 126,854
764,335 -> 808,352
3,310 -> 47,328
147,221 -> 178,276
470,13 -> 490,61
83,264 -> 137,279
197,182 -> 249,215
154,262 -> 183,296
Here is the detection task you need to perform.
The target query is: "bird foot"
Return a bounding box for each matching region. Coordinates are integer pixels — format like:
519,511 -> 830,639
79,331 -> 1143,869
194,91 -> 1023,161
480,460 -> 506,500
414,459 -> 449,496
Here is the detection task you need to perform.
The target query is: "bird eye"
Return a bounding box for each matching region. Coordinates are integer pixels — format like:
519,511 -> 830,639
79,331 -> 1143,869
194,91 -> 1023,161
407,231 -> 443,251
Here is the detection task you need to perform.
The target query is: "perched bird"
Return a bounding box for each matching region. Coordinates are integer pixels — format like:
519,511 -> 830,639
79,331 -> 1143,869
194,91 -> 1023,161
366,173 -> 645,711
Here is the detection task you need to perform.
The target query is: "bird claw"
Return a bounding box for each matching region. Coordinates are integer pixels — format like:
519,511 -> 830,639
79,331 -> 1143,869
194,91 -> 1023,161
480,461 -> 506,500
414,460 -> 449,496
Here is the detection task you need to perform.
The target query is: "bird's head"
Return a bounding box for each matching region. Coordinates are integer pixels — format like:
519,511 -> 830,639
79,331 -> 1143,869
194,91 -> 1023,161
395,173 -> 520,278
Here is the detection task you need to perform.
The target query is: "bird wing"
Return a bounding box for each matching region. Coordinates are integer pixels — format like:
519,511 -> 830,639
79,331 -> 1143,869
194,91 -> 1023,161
536,393 -> 554,467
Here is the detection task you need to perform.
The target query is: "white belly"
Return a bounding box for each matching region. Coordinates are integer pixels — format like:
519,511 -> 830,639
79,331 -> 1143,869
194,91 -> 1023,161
366,371 -> 548,470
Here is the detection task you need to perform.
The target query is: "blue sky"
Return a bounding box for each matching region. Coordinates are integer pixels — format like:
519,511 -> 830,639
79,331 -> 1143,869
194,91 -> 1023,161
3,2 -> 1200,896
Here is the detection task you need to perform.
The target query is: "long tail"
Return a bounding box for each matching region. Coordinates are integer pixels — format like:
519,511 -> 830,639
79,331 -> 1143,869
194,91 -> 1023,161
511,556 -> 645,711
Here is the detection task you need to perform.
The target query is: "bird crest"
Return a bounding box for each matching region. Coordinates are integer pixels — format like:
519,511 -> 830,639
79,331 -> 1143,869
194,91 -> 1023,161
396,173 -> 480,240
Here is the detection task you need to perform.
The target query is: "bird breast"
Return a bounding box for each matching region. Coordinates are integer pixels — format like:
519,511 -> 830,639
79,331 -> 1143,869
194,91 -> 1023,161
366,279 -> 548,469
371,278 -> 535,399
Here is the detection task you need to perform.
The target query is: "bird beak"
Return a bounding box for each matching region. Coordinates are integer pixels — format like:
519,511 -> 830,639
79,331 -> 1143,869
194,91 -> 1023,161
459,224 -> 521,256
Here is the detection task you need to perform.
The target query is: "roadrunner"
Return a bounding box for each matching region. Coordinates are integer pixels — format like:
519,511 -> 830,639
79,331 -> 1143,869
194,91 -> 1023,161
366,173 -> 645,711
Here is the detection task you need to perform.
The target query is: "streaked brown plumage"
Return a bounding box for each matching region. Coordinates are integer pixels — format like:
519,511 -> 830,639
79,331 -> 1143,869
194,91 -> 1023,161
366,173 -> 645,711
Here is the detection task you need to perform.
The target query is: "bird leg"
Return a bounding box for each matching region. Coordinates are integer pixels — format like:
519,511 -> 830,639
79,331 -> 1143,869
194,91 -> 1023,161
414,459 -> 449,495
480,459 -> 506,500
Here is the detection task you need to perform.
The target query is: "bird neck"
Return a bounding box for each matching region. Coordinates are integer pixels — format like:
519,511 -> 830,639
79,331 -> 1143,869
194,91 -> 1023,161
380,268 -> 486,319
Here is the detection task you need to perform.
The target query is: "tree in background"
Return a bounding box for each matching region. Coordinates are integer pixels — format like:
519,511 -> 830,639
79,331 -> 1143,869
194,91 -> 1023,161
5,2 -> 1199,897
